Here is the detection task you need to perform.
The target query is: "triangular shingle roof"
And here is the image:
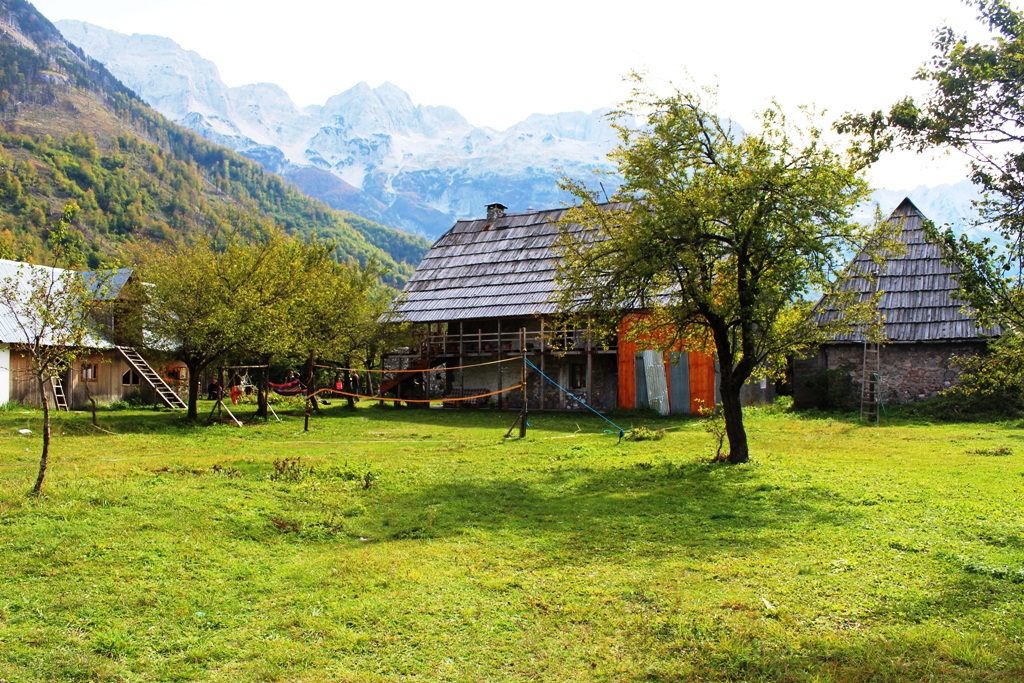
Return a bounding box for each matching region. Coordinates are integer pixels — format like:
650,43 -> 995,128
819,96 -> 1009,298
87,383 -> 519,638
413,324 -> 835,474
817,197 -> 998,343
396,205 -> 625,323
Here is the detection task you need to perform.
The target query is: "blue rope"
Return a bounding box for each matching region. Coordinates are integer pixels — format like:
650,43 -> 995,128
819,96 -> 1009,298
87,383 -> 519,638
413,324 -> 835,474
524,358 -> 626,439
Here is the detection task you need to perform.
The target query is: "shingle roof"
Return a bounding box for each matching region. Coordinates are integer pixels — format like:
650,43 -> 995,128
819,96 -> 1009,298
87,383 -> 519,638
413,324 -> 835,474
816,197 -> 999,343
396,206 -> 624,322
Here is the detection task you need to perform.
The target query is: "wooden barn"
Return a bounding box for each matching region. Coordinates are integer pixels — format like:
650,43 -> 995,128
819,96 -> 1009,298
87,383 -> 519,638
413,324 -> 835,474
0,260 -> 187,410
389,203 -> 771,412
794,197 -> 999,410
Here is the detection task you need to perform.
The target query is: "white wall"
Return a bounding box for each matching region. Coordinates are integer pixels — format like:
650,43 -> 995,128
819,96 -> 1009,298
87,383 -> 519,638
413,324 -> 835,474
0,344 -> 10,405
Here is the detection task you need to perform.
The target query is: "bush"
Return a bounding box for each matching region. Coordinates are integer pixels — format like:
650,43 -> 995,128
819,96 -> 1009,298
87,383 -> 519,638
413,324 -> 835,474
625,426 -> 664,441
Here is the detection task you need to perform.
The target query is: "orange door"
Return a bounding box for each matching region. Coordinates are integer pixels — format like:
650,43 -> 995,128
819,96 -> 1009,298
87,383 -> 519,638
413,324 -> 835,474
689,351 -> 716,414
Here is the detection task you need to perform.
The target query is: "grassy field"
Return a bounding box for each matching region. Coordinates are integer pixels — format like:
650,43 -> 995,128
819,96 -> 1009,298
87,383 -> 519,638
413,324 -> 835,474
1,400 -> 1024,682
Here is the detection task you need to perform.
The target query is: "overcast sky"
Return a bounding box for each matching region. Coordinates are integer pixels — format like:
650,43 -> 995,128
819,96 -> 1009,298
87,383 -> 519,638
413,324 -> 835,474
31,0 -> 995,189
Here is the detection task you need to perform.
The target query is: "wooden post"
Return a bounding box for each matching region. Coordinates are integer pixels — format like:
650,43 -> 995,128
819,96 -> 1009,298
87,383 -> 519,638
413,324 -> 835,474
539,316 -> 546,411
424,323 -> 430,403
460,321 -> 465,399
586,322 -> 593,407
304,398 -> 310,431
307,350 -> 319,413
85,385 -> 98,428
497,319 -> 503,410
520,327 -> 527,438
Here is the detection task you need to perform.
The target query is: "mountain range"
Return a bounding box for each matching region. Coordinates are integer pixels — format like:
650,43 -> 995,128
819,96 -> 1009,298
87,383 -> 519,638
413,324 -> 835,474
52,19 -> 993,244
0,0 -> 429,279
55,20 -> 624,238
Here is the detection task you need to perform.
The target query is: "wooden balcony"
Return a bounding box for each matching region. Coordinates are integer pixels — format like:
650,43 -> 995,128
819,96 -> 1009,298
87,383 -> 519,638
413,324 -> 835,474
386,327 -> 618,362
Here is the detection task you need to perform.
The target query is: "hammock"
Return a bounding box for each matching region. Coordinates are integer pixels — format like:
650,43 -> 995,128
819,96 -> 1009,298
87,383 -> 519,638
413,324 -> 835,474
269,379 -> 305,396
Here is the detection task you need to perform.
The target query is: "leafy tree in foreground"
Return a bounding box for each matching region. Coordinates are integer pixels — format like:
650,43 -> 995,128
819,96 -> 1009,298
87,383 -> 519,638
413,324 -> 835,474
138,222 -> 297,421
556,81 -> 887,463
290,256 -> 405,409
0,205 -> 106,494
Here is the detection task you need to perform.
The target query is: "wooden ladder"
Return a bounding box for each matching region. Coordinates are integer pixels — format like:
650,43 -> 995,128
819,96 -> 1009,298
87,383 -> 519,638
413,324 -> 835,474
116,346 -> 187,410
50,376 -> 68,412
860,342 -> 880,425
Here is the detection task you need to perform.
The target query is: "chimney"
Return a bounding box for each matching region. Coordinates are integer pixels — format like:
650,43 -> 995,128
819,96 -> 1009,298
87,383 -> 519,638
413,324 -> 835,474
486,203 -> 507,221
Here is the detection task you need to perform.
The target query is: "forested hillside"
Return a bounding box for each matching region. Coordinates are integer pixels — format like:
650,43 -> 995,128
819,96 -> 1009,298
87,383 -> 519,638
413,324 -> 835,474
0,0 -> 430,278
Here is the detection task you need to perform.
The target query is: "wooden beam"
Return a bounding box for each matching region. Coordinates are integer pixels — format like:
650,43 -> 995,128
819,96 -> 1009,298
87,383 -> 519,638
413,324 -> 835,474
497,318 -> 503,410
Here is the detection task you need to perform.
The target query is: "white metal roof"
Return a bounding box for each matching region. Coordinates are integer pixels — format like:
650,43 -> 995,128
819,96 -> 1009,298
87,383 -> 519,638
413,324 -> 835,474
0,259 -> 110,348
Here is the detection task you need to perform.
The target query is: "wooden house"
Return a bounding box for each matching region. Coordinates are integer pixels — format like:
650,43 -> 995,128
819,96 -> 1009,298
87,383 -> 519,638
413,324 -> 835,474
390,203 -> 771,412
794,198 -> 999,409
0,260 -> 186,410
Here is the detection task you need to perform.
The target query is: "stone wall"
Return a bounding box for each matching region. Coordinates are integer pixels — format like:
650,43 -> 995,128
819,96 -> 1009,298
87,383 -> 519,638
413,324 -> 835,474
793,342 -> 985,409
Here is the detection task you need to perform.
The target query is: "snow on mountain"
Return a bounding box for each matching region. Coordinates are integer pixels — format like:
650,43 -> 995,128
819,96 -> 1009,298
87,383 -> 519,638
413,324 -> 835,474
57,20 -> 988,242
57,20 -> 622,237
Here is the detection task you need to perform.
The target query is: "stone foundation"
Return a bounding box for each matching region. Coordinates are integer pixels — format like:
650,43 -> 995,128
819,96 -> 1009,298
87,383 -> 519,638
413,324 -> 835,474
793,342 -> 986,409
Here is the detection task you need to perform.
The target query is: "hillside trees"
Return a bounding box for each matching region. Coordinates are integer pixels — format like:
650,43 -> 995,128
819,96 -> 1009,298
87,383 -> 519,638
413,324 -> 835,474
556,82 -> 889,463
0,0 -> 431,278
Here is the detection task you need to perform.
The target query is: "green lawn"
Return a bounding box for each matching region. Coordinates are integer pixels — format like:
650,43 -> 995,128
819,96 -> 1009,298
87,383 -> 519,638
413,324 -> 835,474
1,401 -> 1023,681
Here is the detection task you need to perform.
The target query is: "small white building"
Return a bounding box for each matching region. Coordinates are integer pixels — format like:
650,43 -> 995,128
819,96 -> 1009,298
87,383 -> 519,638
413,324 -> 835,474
0,259 -> 186,410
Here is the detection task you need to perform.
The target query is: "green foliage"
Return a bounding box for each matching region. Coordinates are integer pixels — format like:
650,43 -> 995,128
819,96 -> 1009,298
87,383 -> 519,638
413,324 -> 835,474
842,1 -> 1024,335
556,76 -> 890,463
0,202 -> 111,493
0,2 -> 424,279
695,399 -> 727,460
624,425 -> 664,441
889,332 -> 1024,421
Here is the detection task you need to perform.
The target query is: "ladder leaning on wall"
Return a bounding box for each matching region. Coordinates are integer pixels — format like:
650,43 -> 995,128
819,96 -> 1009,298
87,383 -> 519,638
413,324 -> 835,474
860,343 -> 880,425
49,376 -> 68,412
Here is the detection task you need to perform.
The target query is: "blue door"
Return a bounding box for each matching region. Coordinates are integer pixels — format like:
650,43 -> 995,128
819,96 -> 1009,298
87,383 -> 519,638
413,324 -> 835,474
634,354 -> 649,408
668,352 -> 690,414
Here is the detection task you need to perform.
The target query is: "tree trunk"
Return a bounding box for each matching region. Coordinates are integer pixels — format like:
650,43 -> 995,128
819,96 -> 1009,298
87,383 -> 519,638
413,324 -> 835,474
720,379 -> 749,464
32,376 -> 50,496
307,350 -> 320,413
345,355 -> 355,410
256,357 -> 269,420
186,362 -> 200,422
85,385 -> 98,428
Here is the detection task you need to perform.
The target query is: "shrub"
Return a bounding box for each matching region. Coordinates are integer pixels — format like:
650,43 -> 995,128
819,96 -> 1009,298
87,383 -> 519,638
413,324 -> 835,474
625,426 -> 664,442
695,399 -> 727,461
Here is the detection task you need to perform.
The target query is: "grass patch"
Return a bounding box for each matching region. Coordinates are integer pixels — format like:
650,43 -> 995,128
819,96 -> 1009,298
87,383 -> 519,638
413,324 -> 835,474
1,401 -> 1024,680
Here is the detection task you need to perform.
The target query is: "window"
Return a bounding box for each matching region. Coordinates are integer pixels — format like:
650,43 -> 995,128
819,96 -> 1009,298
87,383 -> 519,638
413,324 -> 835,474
122,369 -> 141,386
82,364 -> 98,381
570,363 -> 587,389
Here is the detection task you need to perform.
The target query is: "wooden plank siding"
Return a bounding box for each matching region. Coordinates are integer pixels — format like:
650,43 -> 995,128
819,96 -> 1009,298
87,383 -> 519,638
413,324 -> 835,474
8,347 -> 178,409
617,318 -> 638,410
688,352 -> 717,414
